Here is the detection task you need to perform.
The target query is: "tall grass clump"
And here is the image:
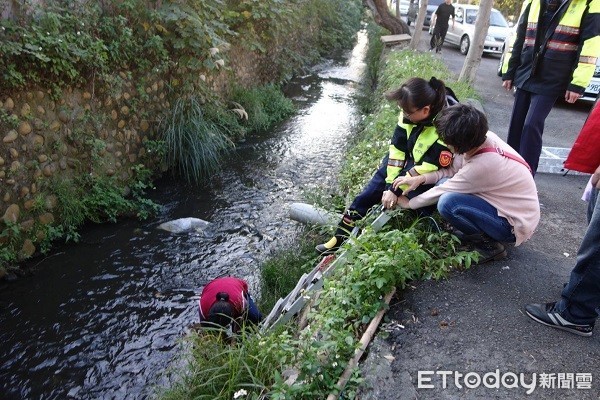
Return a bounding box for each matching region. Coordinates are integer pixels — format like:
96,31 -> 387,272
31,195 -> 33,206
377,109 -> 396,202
231,84 -> 295,133
159,329 -> 287,400
161,96 -> 234,183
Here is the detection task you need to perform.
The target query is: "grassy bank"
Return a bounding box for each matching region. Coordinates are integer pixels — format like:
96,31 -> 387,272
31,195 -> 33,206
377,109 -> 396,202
156,27 -> 479,400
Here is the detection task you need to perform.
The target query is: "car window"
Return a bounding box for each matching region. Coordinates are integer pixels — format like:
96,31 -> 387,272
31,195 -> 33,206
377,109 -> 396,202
455,7 -> 464,23
462,8 -> 509,27
490,10 -> 509,27
465,9 -> 477,24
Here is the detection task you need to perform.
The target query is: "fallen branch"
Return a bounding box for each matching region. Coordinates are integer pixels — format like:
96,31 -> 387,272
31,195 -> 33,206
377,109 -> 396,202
327,288 -> 397,400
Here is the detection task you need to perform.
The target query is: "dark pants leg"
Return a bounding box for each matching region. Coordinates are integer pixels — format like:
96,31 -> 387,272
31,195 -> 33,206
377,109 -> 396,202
245,293 -> 262,324
436,26 -> 448,52
348,154 -> 435,219
430,26 -> 448,52
556,188 -> 600,324
506,89 -> 557,174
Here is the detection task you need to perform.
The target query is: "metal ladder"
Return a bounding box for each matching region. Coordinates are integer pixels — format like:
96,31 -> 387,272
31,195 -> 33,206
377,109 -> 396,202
260,206 -> 393,331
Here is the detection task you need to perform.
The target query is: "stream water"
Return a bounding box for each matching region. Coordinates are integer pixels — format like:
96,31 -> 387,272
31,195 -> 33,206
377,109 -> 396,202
0,29 -> 368,399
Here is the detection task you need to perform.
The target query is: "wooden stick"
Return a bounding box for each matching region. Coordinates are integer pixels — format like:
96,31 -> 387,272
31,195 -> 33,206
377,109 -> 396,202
326,288 -> 397,400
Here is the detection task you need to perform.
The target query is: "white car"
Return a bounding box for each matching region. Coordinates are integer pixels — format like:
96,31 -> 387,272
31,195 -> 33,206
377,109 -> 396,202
390,0 -> 410,16
443,4 -> 511,55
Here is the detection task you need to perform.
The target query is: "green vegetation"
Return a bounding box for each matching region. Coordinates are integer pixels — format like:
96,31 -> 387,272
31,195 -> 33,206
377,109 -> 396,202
157,25 -> 479,400
160,96 -> 235,183
0,0 -> 363,94
0,0 -> 363,271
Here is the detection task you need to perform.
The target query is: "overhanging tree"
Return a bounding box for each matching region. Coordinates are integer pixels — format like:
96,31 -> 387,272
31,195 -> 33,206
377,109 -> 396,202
363,0 -> 410,34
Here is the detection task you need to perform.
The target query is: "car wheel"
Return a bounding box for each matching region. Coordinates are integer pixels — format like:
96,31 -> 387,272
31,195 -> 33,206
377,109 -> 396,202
460,35 -> 470,55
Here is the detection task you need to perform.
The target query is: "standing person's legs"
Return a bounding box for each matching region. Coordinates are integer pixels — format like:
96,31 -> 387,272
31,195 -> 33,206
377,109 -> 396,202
430,31 -> 439,50
555,189 -> 600,324
507,88 -> 532,154
436,26 -> 448,52
511,91 -> 557,174
518,92 -> 557,173
525,189 -> 599,336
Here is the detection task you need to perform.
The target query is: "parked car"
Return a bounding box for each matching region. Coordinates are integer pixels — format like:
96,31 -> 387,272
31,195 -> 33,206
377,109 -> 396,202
407,0 -> 444,27
391,0 -> 411,16
443,4 -> 511,55
497,29 -> 600,103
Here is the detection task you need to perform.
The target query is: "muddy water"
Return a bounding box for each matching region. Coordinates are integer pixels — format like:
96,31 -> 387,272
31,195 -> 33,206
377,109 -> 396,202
0,29 -> 368,399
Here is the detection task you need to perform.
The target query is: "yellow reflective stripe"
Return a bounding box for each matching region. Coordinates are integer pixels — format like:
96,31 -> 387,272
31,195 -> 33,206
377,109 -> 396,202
527,22 -> 538,29
547,41 -> 579,51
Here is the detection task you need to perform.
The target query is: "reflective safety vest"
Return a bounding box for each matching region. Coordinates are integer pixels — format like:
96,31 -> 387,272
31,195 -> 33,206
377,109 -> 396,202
386,115 -> 452,193
504,0 -> 600,92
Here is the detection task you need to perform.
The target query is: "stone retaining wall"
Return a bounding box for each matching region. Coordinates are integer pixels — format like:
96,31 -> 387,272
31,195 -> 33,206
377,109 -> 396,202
0,44 -> 266,268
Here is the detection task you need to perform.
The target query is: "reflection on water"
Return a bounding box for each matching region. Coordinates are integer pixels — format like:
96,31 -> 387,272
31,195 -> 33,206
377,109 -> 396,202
0,29 -> 368,399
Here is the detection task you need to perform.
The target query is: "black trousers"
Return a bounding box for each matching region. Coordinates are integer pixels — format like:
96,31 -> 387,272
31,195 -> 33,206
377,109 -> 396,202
430,25 -> 449,52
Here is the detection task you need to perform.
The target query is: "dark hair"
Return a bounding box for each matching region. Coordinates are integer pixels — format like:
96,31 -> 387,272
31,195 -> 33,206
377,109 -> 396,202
434,104 -> 488,154
206,292 -> 234,328
385,77 -> 447,117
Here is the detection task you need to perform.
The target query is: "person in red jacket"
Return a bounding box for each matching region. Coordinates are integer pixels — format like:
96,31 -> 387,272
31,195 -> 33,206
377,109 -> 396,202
525,98 -> 600,337
199,277 -> 262,331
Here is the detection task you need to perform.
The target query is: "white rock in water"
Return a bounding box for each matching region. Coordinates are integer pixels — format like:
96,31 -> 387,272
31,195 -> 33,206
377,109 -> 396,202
158,218 -> 211,233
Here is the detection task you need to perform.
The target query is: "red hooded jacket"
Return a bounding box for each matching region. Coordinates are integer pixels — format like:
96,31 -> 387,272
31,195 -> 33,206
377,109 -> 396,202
564,99 -> 600,174
199,277 -> 248,320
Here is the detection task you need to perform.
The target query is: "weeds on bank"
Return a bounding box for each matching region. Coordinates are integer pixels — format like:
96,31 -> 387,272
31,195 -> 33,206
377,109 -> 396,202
158,216 -> 475,400
160,85 -> 296,184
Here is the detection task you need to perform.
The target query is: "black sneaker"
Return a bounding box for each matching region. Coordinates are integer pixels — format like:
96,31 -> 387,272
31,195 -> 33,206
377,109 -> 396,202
525,302 -> 594,337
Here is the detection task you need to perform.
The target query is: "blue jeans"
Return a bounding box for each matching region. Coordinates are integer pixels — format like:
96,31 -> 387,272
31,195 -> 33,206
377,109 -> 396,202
506,89 -> 557,175
556,188 -> 600,324
437,192 -> 516,243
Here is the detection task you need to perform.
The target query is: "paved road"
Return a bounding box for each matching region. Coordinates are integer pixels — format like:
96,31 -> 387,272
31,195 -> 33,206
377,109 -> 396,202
359,30 -> 599,400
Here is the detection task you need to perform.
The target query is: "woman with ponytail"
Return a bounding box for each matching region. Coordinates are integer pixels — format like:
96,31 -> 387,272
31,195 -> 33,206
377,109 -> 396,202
198,277 -> 262,331
316,77 -> 459,254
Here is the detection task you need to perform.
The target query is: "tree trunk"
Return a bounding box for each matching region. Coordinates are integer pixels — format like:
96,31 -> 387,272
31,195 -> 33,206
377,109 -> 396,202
459,0 -> 493,83
364,0 -> 410,34
409,0 -> 429,50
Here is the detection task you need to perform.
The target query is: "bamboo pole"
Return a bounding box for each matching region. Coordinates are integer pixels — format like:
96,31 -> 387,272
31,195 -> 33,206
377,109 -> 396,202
326,288 -> 397,400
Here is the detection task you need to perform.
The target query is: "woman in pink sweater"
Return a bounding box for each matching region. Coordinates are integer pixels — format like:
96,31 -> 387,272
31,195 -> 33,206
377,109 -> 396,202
395,104 -> 540,263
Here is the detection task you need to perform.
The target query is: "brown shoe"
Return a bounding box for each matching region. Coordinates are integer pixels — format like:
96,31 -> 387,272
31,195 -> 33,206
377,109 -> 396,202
460,233 -> 507,264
